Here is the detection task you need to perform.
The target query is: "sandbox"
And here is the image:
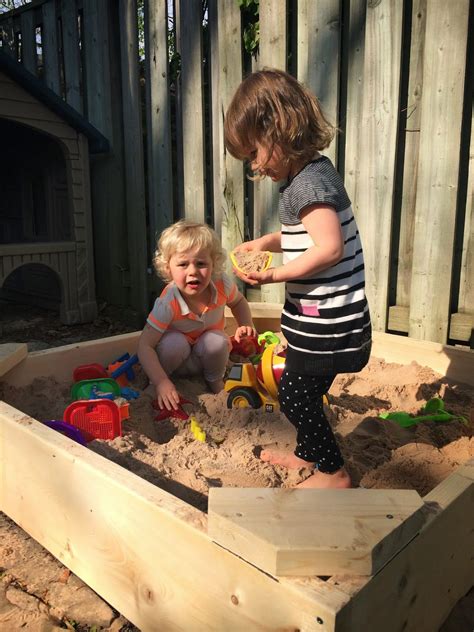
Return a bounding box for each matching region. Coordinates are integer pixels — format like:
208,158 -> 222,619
0,304 -> 473,631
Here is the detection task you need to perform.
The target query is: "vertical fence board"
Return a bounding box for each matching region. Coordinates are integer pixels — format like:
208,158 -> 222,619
459,106 -> 474,317
210,0 -> 245,263
408,1 -> 470,342
342,0 -> 366,207
176,0 -> 205,222
297,0 -> 341,166
83,0 -> 112,139
60,0 -> 82,112
395,0 -> 426,310
356,0 -> 403,332
41,2 -> 61,93
118,0 -> 148,316
20,10 -> 36,74
254,0 -> 286,305
145,0 -> 173,256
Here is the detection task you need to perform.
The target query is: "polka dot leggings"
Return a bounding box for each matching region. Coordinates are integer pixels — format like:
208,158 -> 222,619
278,369 -> 344,474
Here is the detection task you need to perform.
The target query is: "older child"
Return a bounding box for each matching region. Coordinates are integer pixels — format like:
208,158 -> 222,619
138,220 -> 256,411
224,69 -> 372,489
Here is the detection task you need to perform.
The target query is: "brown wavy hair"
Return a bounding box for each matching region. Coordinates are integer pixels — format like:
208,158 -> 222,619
224,68 -> 335,171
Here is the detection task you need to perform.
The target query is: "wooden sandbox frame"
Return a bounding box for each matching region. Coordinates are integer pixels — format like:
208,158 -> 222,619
1,304 -> 473,631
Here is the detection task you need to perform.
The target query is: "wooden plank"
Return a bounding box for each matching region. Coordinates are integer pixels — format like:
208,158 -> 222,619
336,461 -> 474,631
86,3 -> 128,308
458,102 -> 474,315
0,403 -> 349,632
175,0 -> 205,222
60,0 -> 82,112
20,10 -> 36,74
390,305 -> 473,344
208,488 -> 426,577
356,1 -> 403,332
82,0 -> 113,139
144,0 -> 173,250
297,0 -> 341,166
41,1 -> 61,94
0,343 -> 27,378
209,0 -> 245,257
408,1 -> 470,343
118,0 -> 149,318
449,312 -> 474,344
341,0 -> 366,206
395,0 -> 426,308
253,0 -> 286,305
0,241 -> 75,256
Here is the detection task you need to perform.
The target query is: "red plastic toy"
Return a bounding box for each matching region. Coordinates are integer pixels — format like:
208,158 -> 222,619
152,396 -> 193,421
73,363 -> 109,382
230,334 -> 262,358
64,399 -> 122,441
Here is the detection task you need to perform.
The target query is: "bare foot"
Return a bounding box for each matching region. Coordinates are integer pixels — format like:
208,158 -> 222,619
207,379 -> 224,394
297,468 -> 352,489
260,449 -> 314,470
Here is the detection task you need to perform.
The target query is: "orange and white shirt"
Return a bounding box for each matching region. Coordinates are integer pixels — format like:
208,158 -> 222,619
146,273 -> 238,344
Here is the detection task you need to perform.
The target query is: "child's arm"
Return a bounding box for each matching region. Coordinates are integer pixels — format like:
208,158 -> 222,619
137,324 -> 180,410
242,205 -> 343,285
228,291 -> 256,341
234,231 -> 282,254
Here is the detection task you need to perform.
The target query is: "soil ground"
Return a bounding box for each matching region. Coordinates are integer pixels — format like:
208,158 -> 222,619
1,300 -> 473,631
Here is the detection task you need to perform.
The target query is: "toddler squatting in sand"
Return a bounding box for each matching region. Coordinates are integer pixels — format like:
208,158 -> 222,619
138,220 -> 256,412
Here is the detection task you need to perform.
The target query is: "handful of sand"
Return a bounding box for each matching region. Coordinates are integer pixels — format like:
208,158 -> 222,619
230,250 -> 272,275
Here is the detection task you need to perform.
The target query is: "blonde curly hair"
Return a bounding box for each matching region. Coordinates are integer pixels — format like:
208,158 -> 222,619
153,220 -> 226,282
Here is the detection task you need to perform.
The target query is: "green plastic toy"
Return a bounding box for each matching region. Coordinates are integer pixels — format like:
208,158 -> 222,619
71,378 -> 121,401
379,397 -> 468,428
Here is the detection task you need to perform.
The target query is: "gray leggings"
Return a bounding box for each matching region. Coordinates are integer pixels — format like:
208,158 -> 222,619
157,330 -> 230,383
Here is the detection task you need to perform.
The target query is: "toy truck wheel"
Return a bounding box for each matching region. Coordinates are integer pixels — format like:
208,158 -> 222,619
227,388 -> 262,410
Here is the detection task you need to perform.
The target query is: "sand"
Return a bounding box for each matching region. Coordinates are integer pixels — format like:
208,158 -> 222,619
1,354 -> 472,510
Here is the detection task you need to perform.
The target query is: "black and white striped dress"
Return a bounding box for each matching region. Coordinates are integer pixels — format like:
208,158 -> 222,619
279,156 -> 372,376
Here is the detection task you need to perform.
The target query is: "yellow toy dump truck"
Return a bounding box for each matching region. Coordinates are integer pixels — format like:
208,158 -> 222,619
225,343 -> 285,412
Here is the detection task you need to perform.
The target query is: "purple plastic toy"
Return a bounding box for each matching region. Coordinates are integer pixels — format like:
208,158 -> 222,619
43,420 -> 88,446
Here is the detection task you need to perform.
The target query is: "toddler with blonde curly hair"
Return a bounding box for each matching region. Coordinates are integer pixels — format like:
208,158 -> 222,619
138,220 -> 255,410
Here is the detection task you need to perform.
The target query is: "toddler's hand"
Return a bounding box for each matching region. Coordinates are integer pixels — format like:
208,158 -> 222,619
156,379 -> 180,410
242,268 -> 278,286
234,325 -> 257,343
233,240 -> 259,253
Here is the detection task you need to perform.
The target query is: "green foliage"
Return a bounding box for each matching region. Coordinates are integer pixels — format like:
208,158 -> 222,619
239,0 -> 259,57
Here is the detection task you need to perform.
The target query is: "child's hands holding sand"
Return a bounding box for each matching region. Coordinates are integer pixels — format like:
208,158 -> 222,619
156,377 -> 180,410
230,243 -> 274,286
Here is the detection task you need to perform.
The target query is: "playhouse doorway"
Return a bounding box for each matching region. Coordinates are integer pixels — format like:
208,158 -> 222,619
0,118 -> 71,246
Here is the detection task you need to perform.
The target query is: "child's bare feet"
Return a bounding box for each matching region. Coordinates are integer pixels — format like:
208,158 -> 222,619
260,449 -> 314,470
297,468 -> 352,489
207,379 -> 225,394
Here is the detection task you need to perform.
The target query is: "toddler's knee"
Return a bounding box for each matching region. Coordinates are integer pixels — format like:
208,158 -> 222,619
198,330 -> 229,355
157,331 -> 191,368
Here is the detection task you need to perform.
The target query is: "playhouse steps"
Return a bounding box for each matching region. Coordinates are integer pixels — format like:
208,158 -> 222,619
208,487 -> 427,577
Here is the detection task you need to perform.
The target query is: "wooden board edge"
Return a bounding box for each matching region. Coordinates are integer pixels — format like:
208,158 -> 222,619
0,403 -> 347,631
335,468 -> 474,631
0,342 -> 28,378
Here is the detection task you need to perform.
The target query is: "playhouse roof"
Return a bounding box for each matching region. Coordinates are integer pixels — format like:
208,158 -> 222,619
0,49 -> 109,154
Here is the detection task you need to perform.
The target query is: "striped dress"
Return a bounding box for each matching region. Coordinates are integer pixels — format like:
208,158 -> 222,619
279,156 -> 372,376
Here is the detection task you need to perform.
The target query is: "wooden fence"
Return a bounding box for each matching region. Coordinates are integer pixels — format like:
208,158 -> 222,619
0,0 -> 473,347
